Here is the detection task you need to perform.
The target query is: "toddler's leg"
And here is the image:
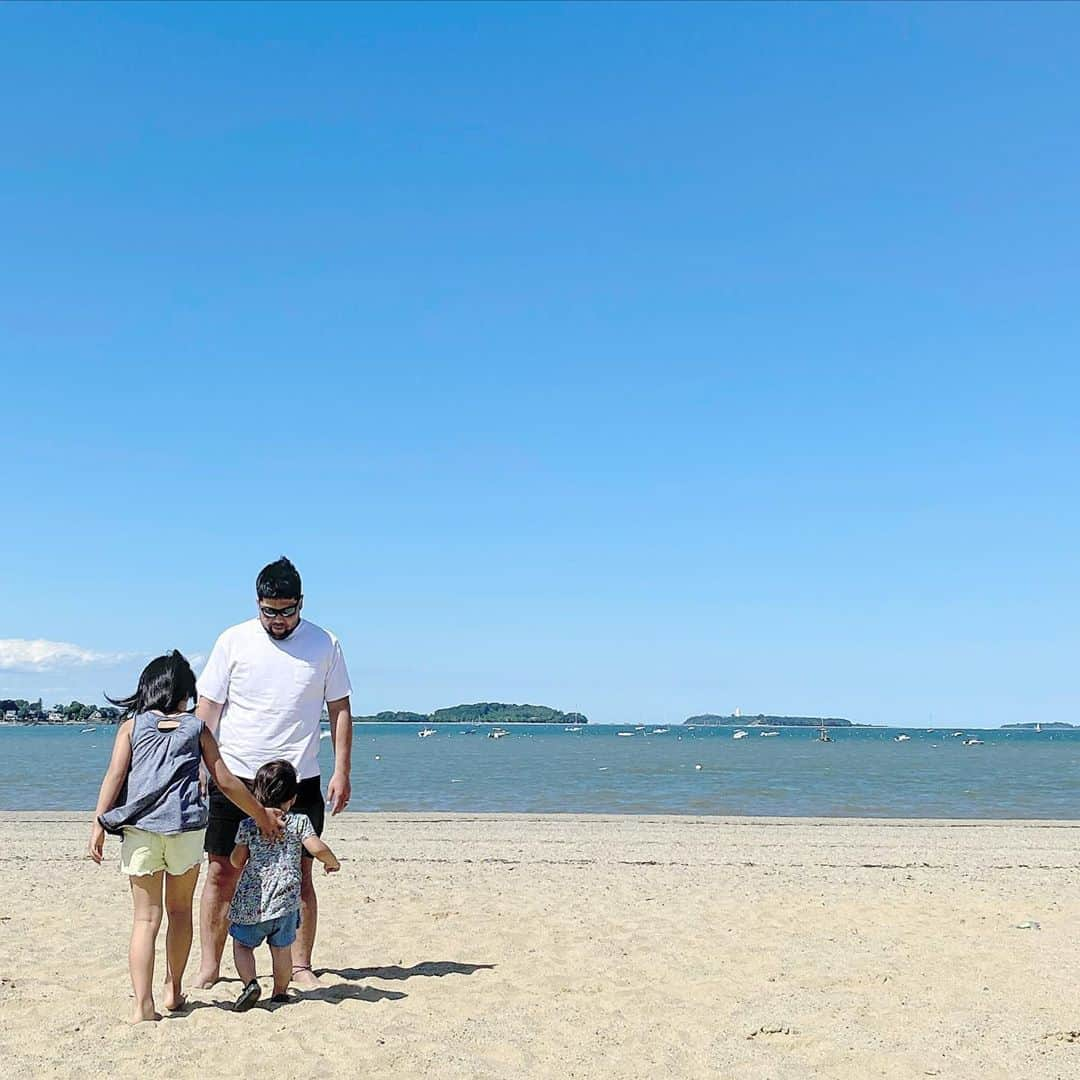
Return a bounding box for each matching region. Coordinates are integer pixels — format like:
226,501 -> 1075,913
162,864 -> 200,1011
128,871 -> 165,1023
233,939 -> 257,985
231,938 -> 262,1012
270,945 -> 292,1000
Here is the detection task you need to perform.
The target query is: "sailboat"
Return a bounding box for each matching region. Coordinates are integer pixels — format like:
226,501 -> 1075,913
818,719 -> 832,743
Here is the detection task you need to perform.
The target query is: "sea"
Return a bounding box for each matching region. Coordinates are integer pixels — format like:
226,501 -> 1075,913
5,722 -> 1080,818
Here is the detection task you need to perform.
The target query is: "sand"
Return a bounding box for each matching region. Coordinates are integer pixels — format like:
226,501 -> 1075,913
2,812 -> 1080,1079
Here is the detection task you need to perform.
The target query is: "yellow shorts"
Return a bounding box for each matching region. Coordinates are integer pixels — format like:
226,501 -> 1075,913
120,827 -> 206,877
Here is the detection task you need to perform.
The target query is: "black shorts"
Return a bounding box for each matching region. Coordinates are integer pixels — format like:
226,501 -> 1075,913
204,774 -> 325,858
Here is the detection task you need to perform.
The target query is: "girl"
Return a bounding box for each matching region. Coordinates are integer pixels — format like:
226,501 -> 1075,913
88,650 -> 281,1023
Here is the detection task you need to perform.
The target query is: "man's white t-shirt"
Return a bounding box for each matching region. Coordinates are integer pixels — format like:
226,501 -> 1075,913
197,618 -> 351,781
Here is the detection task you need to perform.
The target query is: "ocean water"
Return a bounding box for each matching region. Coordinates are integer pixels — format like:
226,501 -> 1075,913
5,723 -> 1080,818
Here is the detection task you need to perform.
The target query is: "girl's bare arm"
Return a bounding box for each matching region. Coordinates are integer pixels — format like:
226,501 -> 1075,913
88,719 -> 134,863
199,728 -> 283,838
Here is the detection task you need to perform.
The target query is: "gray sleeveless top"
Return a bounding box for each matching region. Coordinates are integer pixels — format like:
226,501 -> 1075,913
98,712 -> 208,836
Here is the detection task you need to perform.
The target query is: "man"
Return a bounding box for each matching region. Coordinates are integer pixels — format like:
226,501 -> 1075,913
193,556 -> 353,990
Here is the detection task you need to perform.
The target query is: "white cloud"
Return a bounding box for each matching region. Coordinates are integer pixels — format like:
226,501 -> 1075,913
0,639 -> 135,672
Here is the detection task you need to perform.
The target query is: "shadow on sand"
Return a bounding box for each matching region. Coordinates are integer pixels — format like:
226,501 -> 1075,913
317,961 -> 496,982
174,983 -> 407,1015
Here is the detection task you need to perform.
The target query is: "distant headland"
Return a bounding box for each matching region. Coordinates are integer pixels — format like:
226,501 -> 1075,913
684,714 -> 854,728
352,703 -> 588,725
1000,722 -> 1076,730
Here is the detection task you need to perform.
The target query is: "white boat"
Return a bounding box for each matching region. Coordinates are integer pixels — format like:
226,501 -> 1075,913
732,730 -> 748,739
81,728 -> 96,734
963,738 -> 983,746
895,734 -> 911,742
418,728 -> 436,738
818,720 -> 832,743
760,731 -> 779,737
651,727 -> 669,734
952,732 -> 965,737
488,728 -> 508,739
617,731 -> 635,737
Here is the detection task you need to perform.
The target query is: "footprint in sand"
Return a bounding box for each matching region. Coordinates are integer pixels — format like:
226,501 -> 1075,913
1043,1031 -> 1080,1043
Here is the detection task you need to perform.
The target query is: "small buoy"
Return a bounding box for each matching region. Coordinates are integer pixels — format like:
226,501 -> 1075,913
694,763 -> 703,770
374,755 -> 380,761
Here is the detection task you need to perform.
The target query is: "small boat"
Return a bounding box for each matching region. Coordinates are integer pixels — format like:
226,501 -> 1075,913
418,728 -> 436,738
895,734 -> 911,742
1035,723 -> 1042,733
651,727 -> 669,734
319,731 -> 331,740
963,738 -> 984,746
732,730 -> 748,739
818,720 -> 832,743
760,731 -> 779,737
617,731 -> 635,737
81,728 -> 96,734
488,728 -> 508,739
952,732 -> 965,737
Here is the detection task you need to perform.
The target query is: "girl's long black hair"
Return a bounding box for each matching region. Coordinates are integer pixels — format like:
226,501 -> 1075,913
106,650 -> 197,717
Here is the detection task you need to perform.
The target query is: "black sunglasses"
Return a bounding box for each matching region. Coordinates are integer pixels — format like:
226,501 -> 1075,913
259,603 -> 299,619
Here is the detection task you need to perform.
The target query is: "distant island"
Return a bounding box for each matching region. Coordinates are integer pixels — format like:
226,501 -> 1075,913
684,714 -> 853,728
1000,722 -> 1076,730
352,702 -> 588,725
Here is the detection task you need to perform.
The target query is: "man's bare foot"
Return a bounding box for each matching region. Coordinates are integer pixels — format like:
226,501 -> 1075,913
131,1001 -> 161,1024
192,968 -> 220,990
290,965 -> 322,989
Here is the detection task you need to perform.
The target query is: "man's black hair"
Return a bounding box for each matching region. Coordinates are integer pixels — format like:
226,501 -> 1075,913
106,650 -> 198,716
257,556 -> 302,600
253,759 -> 299,809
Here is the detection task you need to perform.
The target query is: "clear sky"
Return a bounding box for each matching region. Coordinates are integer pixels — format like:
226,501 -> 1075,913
2,3 -> 1077,726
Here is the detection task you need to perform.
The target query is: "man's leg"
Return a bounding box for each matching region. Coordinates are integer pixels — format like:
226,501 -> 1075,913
194,855 -> 240,988
291,856 -> 320,988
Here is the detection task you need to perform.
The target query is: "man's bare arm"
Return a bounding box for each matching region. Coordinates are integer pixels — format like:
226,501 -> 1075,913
325,695 -> 352,815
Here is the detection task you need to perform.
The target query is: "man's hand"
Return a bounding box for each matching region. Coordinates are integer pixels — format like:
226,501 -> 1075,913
257,807 -> 286,840
327,770 -> 351,815
87,823 -> 105,864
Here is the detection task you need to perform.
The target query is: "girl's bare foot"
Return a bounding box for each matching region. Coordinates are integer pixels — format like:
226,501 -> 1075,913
131,1000 -> 161,1024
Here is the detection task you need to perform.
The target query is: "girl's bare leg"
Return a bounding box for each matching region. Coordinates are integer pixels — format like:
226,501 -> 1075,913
129,871 -> 165,1023
162,864 -> 200,1011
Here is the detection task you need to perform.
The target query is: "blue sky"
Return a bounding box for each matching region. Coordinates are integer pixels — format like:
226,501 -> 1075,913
2,3 -> 1077,726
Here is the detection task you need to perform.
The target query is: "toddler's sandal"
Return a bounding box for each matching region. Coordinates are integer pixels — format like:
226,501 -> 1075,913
233,980 -> 262,1012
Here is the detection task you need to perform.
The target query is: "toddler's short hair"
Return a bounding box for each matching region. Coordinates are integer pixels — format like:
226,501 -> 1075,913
253,759 -> 299,809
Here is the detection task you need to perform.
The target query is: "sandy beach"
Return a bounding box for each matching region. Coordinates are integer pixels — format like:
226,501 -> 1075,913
2,813 -> 1080,1079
